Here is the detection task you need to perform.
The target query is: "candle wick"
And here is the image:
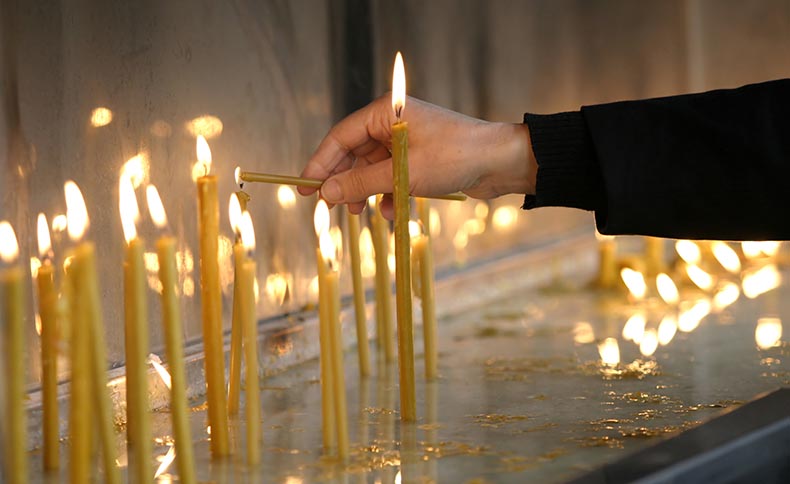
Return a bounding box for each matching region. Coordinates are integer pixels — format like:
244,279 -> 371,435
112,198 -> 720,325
395,104 -> 403,121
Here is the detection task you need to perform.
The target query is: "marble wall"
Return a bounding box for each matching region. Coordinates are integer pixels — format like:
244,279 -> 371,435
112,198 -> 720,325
1,0 -> 789,384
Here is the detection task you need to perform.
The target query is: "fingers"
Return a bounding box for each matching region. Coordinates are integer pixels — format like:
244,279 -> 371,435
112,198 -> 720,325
299,97 -> 391,196
320,158 -> 393,205
378,194 -> 394,220
348,201 -> 367,214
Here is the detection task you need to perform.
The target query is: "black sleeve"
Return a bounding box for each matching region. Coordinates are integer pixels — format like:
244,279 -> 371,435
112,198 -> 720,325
523,78 -> 790,241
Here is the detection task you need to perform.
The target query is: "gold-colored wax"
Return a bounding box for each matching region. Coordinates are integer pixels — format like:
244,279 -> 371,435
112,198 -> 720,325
327,269 -> 349,459
415,199 -> 438,380
240,255 -> 261,466
347,211 -> 371,377
316,248 -> 335,452
197,175 -> 230,457
370,201 -> 394,361
37,261 -> 59,472
392,120 -> 416,421
156,236 -> 196,484
3,264 -> 27,484
67,248 -> 91,483
124,237 -> 151,482
228,242 -> 245,416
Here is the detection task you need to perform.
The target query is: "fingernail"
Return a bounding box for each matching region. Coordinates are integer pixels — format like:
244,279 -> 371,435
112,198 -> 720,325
322,179 -> 342,202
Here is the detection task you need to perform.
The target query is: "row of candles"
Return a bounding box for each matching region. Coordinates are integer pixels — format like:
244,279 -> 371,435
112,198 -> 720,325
0,51 -> 439,481
590,235 -> 784,366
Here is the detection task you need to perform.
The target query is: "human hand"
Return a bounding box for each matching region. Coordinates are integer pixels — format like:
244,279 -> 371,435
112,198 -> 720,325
299,94 -> 537,218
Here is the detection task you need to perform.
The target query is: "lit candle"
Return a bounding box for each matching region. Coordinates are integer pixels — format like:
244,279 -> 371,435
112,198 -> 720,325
410,220 -> 437,381
347,209 -> 371,377
369,196 -> 394,362
595,232 -> 617,289
238,212 -> 261,465
314,201 -> 335,451
147,186 -> 197,484
320,230 -> 349,459
227,193 -> 244,416
36,214 -> 59,472
0,221 -> 28,484
64,181 -> 120,484
194,135 -> 230,457
391,51 -> 416,421
120,175 -> 152,481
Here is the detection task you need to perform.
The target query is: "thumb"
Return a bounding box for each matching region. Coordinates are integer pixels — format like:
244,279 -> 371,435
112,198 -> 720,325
320,160 -> 393,204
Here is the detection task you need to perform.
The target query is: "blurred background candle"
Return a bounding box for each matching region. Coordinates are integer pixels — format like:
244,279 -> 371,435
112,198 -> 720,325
35,213 -> 59,472
391,51 -> 416,422
228,193 -> 244,416
314,200 -> 335,452
194,134 -> 230,457
410,220 -> 437,380
119,175 -> 151,481
369,195 -> 394,362
347,209 -> 371,377
0,221 -> 28,484
148,185 -> 196,484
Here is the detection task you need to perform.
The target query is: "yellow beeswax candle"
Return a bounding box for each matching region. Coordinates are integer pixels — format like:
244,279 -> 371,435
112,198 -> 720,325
0,222 -> 28,484
370,197 -> 394,362
195,135 -> 230,457
238,212 -> 261,466
391,52 -> 416,421
347,210 -> 371,377
320,230 -> 349,459
148,185 -> 196,484
596,233 -> 617,289
64,181 -> 120,484
227,194 -> 244,416
36,214 -> 59,472
120,177 -> 151,480
314,201 -> 335,452
415,200 -> 438,380
645,236 -> 665,276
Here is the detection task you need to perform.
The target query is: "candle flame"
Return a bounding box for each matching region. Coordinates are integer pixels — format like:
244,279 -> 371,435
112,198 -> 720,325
742,264 -> 781,299
712,282 -> 740,311
30,257 -> 41,279
741,241 -> 762,260
475,202 -> 489,220
119,176 -> 139,244
598,338 -> 620,366
759,241 -> 781,257
186,114 -> 223,139
755,317 -> 783,350
656,273 -> 679,305
573,321 -> 595,344
121,154 -> 149,189
675,240 -> 701,265
234,166 -> 241,186
90,107 -> 113,127
330,226 -> 343,261
368,195 -> 377,208
320,230 -> 336,263
64,180 -> 89,241
620,268 -> 647,300
265,273 -> 289,306
0,221 -> 20,262
277,185 -> 296,209
622,312 -> 647,343
685,264 -> 715,291
314,200 -> 330,237
678,299 -> 711,332
492,206 -> 519,231
658,314 -> 678,345
639,329 -> 659,357
51,214 -> 68,234
146,185 -> 168,229
429,207 -> 441,237
196,135 -> 212,177
392,52 -> 406,118
37,213 -> 52,258
408,220 -> 422,239
359,227 -> 376,278
229,193 -> 242,235
711,241 -> 741,273
240,212 -> 256,252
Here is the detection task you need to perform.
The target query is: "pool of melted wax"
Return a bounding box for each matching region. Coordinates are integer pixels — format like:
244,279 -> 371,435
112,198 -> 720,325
28,267 -> 789,483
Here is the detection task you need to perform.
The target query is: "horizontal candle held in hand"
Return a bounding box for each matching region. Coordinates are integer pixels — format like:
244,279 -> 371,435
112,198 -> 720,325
238,170 -> 467,202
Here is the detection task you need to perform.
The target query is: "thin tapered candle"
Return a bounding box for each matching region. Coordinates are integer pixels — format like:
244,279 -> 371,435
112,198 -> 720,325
195,136 -> 230,457
347,210 -> 371,377
227,194 -> 244,416
369,196 -> 394,362
0,221 -> 28,484
391,51 -> 417,421
415,199 -> 438,380
314,201 -> 335,451
237,170 -> 467,202
239,212 -> 261,466
147,185 -> 196,484
36,214 -> 59,472
120,176 -> 152,482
